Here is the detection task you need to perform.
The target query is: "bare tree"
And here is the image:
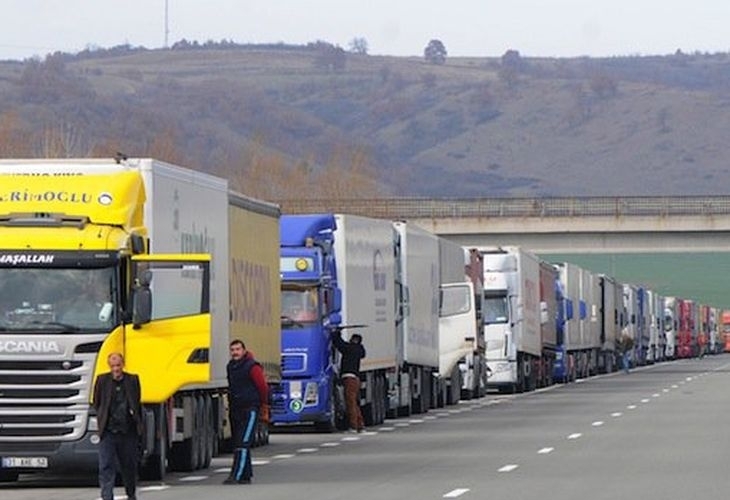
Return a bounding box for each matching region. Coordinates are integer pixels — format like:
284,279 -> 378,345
348,37 -> 369,55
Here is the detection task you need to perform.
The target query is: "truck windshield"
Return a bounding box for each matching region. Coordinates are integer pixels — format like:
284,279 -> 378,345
483,295 -> 509,325
281,287 -> 319,325
0,267 -> 116,332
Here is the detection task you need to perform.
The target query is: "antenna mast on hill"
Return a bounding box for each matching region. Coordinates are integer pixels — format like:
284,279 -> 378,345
164,0 -> 170,48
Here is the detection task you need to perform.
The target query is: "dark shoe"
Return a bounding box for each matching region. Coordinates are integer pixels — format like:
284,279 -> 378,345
238,478 -> 252,484
223,476 -> 236,485
224,476 -> 251,485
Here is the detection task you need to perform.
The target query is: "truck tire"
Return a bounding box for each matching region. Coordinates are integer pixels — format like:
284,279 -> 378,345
169,396 -> 200,472
140,405 -> 168,480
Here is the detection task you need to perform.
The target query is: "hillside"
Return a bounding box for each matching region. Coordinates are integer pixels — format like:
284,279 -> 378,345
1,43 -> 730,198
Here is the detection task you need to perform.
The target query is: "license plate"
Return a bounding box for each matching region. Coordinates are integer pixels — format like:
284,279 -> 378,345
1,457 -> 48,468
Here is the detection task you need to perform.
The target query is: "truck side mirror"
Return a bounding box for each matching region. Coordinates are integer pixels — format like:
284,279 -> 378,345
132,286 -> 152,329
332,288 -> 342,313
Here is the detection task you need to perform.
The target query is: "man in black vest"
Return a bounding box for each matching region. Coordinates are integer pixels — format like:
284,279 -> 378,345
93,352 -> 143,500
331,330 -> 366,432
225,339 -> 269,484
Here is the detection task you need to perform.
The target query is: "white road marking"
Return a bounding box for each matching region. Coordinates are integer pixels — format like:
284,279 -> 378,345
394,422 -> 410,427
252,459 -> 270,465
409,419 -> 425,423
672,384 -> 679,388
663,389 -> 670,393
379,426 -> 395,431
140,485 -> 171,491
537,447 -> 554,454
341,436 -> 361,441
214,467 -> 229,474
498,464 -> 519,472
641,399 -> 650,403
611,412 -> 623,417
652,393 -> 660,398
179,475 -> 208,482
272,454 -> 295,459
448,409 -> 463,414
424,415 -> 438,420
444,488 -> 471,498
686,377 -> 693,381
592,421 -> 604,427
297,448 -> 318,453
627,405 -> 637,409
320,442 -> 340,447
567,433 -> 582,440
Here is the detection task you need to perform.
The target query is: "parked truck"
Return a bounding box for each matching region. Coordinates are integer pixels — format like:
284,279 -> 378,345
598,274 -> 620,373
553,262 -> 581,382
482,246 -> 542,393
436,240 -> 476,407
392,221 -> 440,414
460,248 -> 487,400
274,214 -> 396,430
0,158 -> 280,482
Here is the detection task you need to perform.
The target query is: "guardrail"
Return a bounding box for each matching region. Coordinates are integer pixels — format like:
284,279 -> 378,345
278,197 -> 730,218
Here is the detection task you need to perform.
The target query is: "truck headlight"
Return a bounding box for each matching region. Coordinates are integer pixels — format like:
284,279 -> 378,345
304,382 -> 318,405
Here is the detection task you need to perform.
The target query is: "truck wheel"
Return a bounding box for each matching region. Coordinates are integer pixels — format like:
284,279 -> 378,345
169,396 -> 200,472
140,406 -> 168,480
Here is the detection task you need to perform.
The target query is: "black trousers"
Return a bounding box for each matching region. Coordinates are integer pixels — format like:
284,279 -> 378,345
228,406 -> 259,481
98,431 -> 138,500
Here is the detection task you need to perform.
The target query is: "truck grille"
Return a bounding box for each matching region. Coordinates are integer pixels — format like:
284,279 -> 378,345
0,357 -> 92,442
282,354 -> 306,372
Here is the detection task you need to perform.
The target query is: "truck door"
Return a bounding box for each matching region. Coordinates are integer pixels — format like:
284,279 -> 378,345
125,255 -> 211,403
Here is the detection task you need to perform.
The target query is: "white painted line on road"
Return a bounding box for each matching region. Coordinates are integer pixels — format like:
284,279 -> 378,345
395,422 -> 410,427
321,442 -> 340,447
575,378 -> 585,383
272,453 -> 295,459
627,405 -> 637,409
448,409 -> 463,414
297,448 -> 318,453
141,485 -> 171,491
252,459 -> 270,465
611,412 -> 623,417
444,488 -> 471,497
435,412 -> 451,416
498,464 -> 519,472
214,467 -> 229,474
641,399 -> 650,403
686,377 -> 693,381
379,426 -> 395,431
341,436 -> 361,441
672,384 -> 679,388
537,447 -> 554,454
652,393 -> 660,398
567,433 -> 582,440
180,475 -> 208,482
424,415 -> 438,420
663,389 -> 670,393
409,419 -> 425,423
592,421 -> 604,427
361,431 -> 378,435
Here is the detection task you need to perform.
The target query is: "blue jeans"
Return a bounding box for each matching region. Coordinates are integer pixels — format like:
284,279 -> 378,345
622,352 -> 630,373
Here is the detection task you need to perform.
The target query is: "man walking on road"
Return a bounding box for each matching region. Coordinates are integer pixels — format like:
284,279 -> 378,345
618,330 -> 634,374
331,330 -> 366,432
93,353 -> 143,500
225,340 -> 269,485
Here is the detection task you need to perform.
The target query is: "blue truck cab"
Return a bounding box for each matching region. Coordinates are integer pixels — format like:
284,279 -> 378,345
272,214 -> 344,430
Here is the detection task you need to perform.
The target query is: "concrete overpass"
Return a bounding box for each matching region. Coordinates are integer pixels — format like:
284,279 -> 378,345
280,196 -> 730,253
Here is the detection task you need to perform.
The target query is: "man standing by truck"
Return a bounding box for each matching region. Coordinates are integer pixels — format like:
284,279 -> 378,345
332,330 -> 366,432
225,340 -> 269,485
93,353 -> 143,500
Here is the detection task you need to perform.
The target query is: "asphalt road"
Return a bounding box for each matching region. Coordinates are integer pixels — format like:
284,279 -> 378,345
3,355 -> 730,500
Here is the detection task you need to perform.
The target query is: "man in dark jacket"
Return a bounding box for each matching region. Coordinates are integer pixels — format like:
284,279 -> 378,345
93,352 -> 143,500
225,339 -> 269,484
331,330 -> 366,432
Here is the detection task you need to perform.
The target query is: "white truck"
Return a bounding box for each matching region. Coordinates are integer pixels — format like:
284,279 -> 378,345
0,158 -> 280,481
435,239 -> 475,407
392,221 -> 440,414
482,246 -> 542,393
598,274 -> 620,373
579,267 -> 601,377
554,262 -> 582,382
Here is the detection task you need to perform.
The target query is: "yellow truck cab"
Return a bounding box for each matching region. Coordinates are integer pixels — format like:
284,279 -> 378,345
0,159 -> 281,482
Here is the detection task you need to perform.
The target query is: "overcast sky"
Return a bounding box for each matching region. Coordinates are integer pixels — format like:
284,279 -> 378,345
2,0 -> 730,61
